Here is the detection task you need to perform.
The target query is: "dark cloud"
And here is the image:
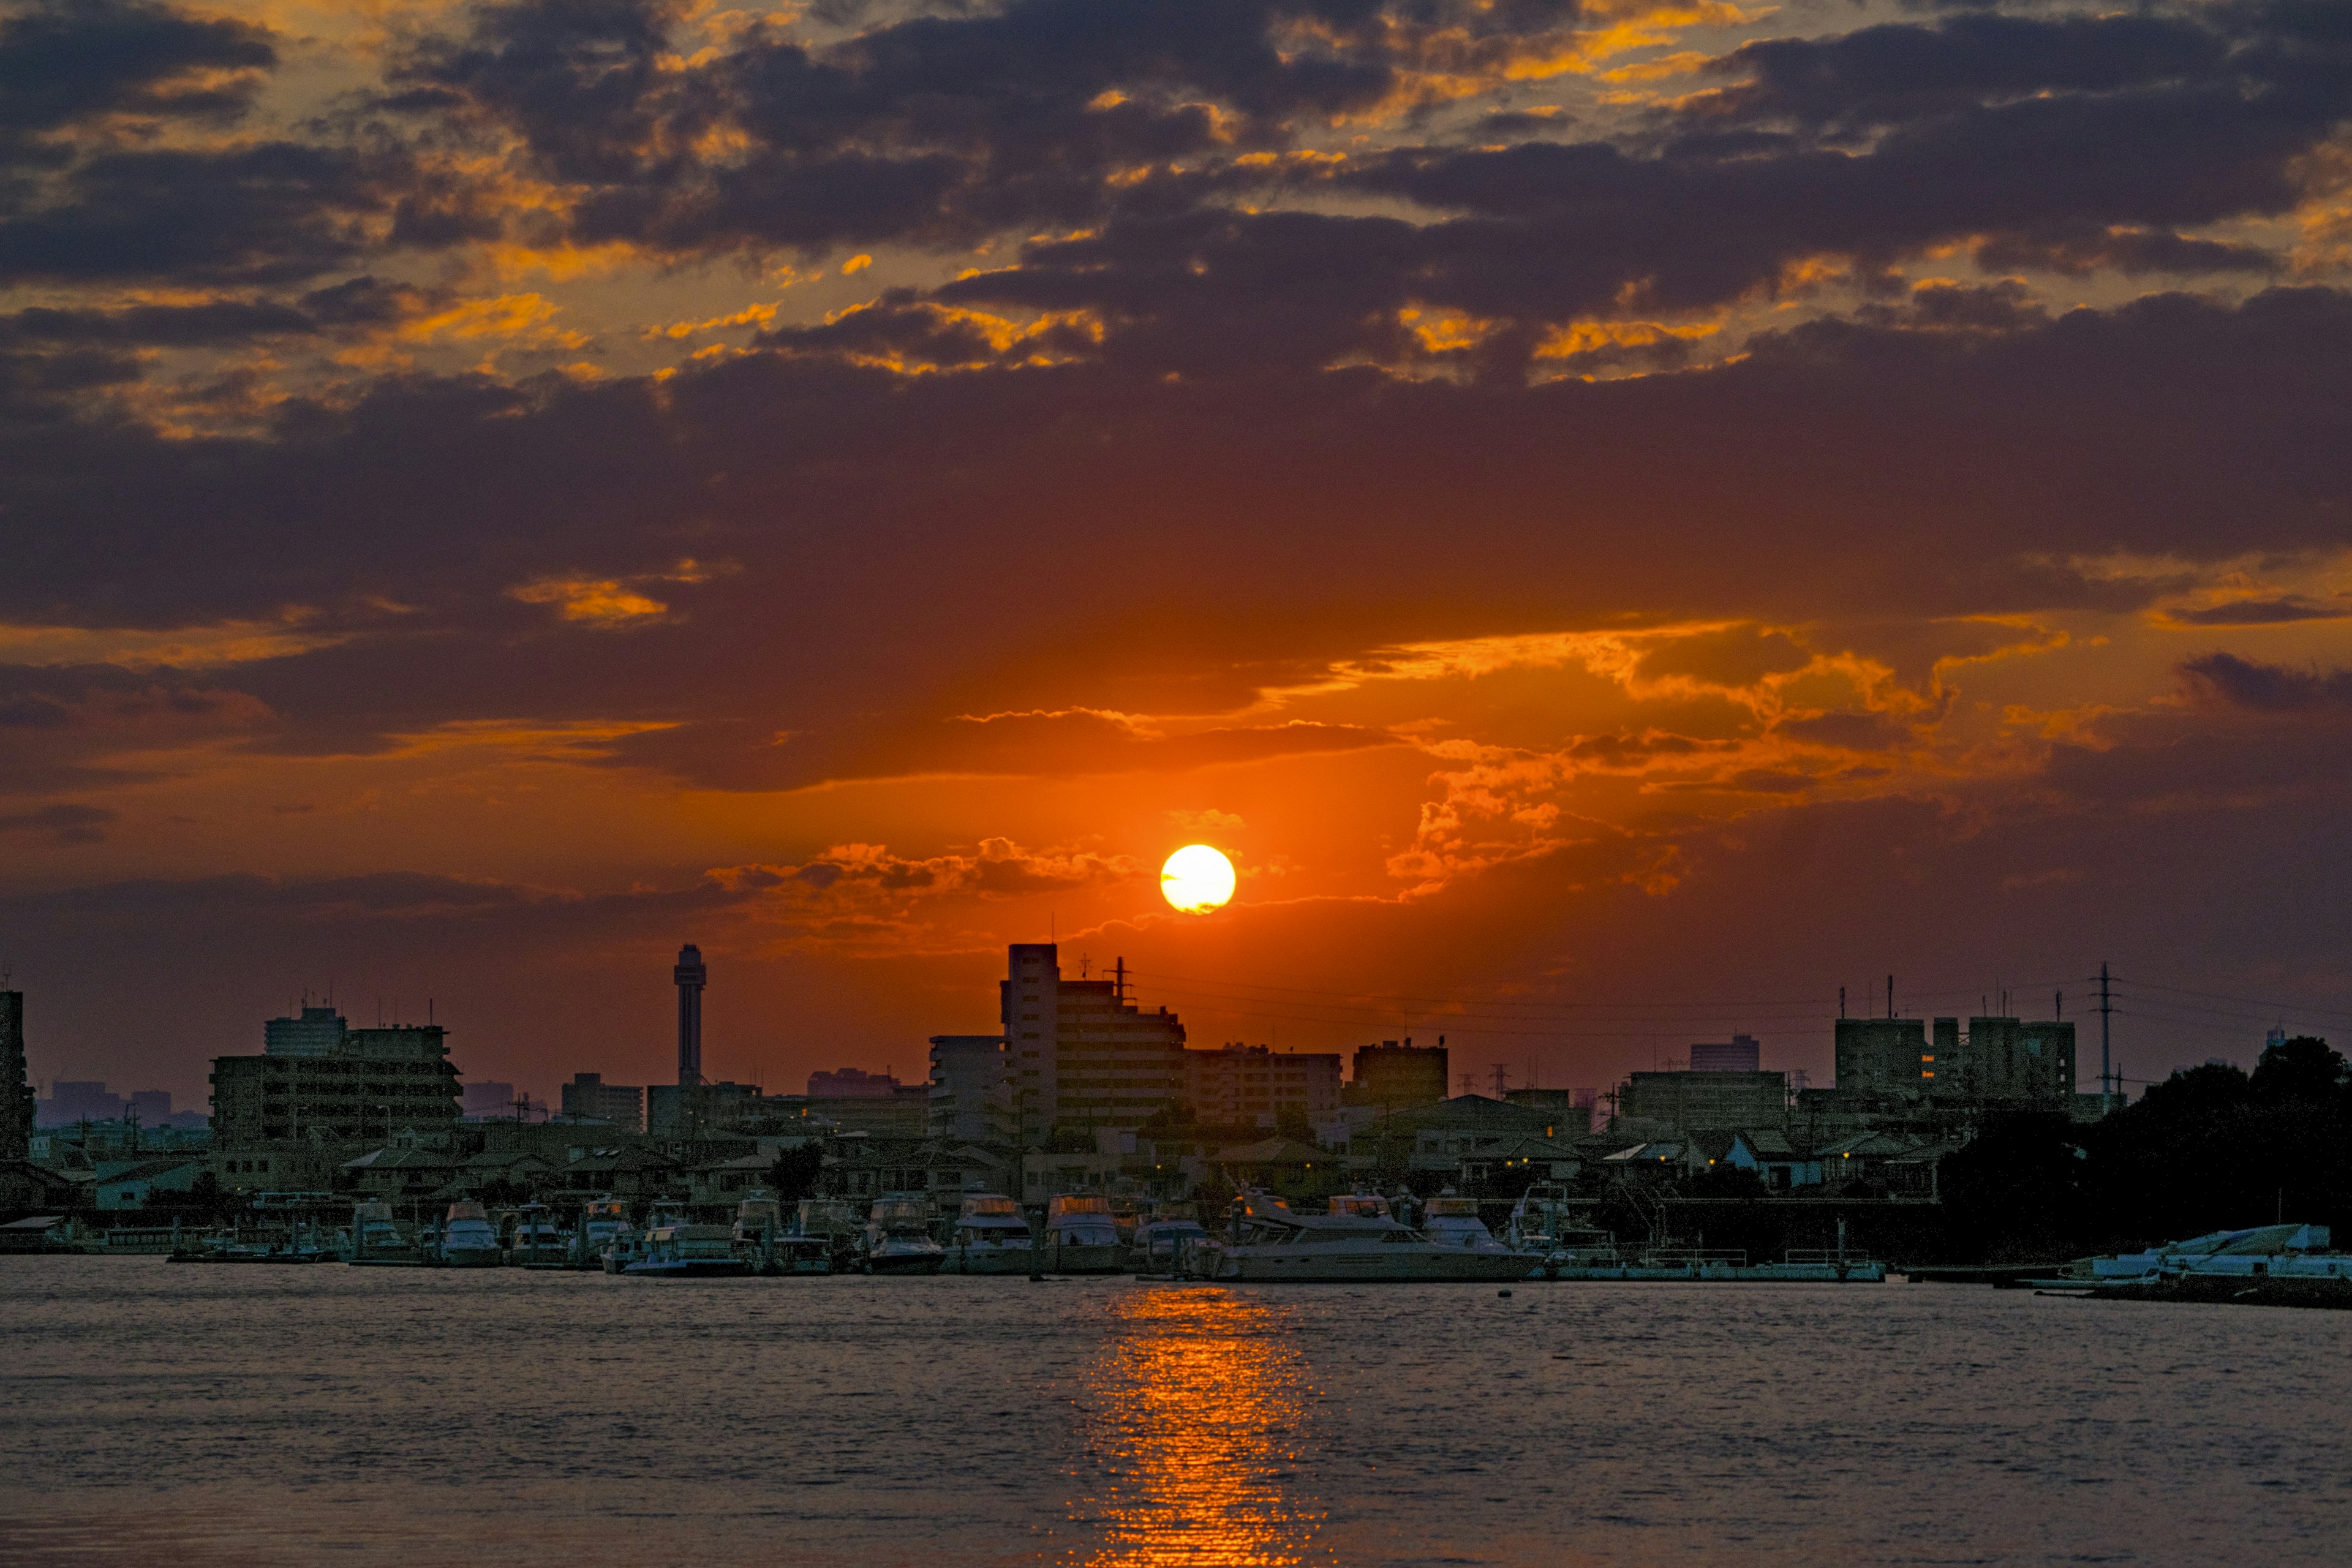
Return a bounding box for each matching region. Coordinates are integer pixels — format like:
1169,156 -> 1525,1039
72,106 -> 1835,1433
0,0 -> 276,148
2162,596 -> 2352,627
2179,652 -> 2352,712
0,801 -> 114,843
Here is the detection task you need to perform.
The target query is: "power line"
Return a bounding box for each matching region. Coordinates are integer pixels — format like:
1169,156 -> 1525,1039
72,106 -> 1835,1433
2109,974 -> 2352,1023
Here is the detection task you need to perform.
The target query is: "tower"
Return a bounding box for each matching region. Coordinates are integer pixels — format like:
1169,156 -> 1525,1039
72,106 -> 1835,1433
674,943 -> 706,1087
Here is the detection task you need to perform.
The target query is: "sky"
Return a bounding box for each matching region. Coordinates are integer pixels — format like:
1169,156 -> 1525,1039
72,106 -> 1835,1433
2,0 -> 2350,1108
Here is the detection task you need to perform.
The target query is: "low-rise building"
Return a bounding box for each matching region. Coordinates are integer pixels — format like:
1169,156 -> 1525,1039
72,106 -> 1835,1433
559,1073 -> 645,1130
1184,1044 -> 1341,1128
1346,1041 -> 1448,1109
1616,1070 -> 1789,1134
94,1157 -> 208,1210
211,1013 -> 460,1144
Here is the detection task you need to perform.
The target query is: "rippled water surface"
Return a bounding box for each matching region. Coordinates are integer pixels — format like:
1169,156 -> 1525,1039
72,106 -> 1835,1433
4,1259 -> 2348,1566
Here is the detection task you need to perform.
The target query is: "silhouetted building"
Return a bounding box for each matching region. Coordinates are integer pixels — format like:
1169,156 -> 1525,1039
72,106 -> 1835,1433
461,1080 -> 518,1119
264,1005 -> 348,1058
674,943 -> 706,1086
0,990 -> 29,1162
1832,1012 -> 2075,1107
1618,1070 -> 1789,1133
560,1072 -> 644,1129
929,1035 -> 1011,1144
38,1080 -> 124,1127
126,1090 -> 172,1126
1689,1033 -> 1761,1072
812,1086 -> 930,1138
210,1019 -> 459,1143
1002,943 -> 1186,1142
809,1067 -> 899,1098
1347,1041 -> 1449,1109
1505,1087 -> 1591,1133
1185,1044 -> 1341,1128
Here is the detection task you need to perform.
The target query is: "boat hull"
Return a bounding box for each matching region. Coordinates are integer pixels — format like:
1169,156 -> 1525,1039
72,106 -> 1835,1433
1540,1260 -> 1887,1283
623,1257 -> 753,1278
1046,1242 -> 1126,1275
1209,1248 -> 1540,1283
432,1249 -> 507,1268
943,1245 -> 1035,1275
863,1250 -> 945,1275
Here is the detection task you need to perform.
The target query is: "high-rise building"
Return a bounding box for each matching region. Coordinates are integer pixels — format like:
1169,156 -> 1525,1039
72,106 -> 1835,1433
1183,1044 -> 1341,1127
674,943 -> 706,1085
1833,1017 -> 1932,1098
1689,1034 -> 1762,1072
0,990 -> 29,1161
127,1089 -> 172,1125
1618,1070 -> 1789,1131
38,1080 -> 125,1126
1001,944 -> 1186,1142
210,1017 -> 459,1143
264,1005 -> 348,1058
1347,1041 -> 1449,1109
560,1072 -> 645,1129
929,1035 -> 1011,1144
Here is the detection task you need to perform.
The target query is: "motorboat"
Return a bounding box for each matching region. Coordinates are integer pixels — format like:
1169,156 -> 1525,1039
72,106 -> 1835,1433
1042,1193 -> 1125,1274
1536,1218 -> 1885,1282
860,1193 -> 946,1275
1507,1181 -> 1588,1253
1129,1215 -> 1212,1277
1422,1195 -> 1514,1254
731,1191 -> 829,1273
343,1201 -> 420,1265
942,1193 -> 1035,1275
431,1201 -> 506,1267
1327,1193 -> 1392,1220
573,1197 -> 635,1270
1202,1190 -> 1543,1283
505,1202 -> 570,1268
625,1215 -> 752,1277
2022,1224 -> 2352,1293
605,1197 -> 685,1273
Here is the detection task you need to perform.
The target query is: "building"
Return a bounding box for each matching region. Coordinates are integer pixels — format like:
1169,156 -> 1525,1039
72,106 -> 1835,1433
809,1067 -> 899,1098
1951,1017 -> 2077,1102
1346,1041 -> 1449,1109
1831,1012 -> 2076,1107
126,1090 -> 172,1126
1689,1034 -> 1762,1072
1505,1087 -> 1593,1134
560,1072 -> 645,1129
264,1004 -> 348,1058
929,1035 -> 1011,1144
1183,1044 -> 1341,1128
0,990 -> 29,1163
460,1080 -> 518,1119
674,942 -> 706,1085
209,1011 -> 461,1144
1834,1017 -> 1932,1099
1001,944 -> 1187,1142
94,1156 -> 207,1210
1617,1070 -> 1789,1133
37,1080 -> 124,1127
810,1087 -> 930,1138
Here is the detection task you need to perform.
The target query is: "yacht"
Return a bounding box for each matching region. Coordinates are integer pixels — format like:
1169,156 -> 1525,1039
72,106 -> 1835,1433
573,1197 -> 636,1269
943,1193 -> 1035,1274
2024,1223 -> 2352,1294
860,1193 -> 946,1274
1129,1213 -> 1213,1277
1202,1190 -> 1542,1282
1327,1193 -> 1392,1220
1043,1193 -> 1126,1273
1422,1195 -> 1514,1254
343,1201 -> 419,1265
798,1197 -> 865,1272
605,1197 -> 685,1273
625,1215 -> 752,1277
1506,1181 -> 1587,1253
505,1202 -> 569,1268
431,1201 -> 505,1267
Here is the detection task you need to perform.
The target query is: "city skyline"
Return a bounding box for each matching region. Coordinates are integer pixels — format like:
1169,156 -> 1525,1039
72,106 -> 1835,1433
1,0 -> 2348,1107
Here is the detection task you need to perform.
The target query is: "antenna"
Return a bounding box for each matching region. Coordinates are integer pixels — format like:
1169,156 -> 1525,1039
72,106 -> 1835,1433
1113,957 -> 1127,1005
1886,974 -> 1894,1020
1839,986 -> 1845,1020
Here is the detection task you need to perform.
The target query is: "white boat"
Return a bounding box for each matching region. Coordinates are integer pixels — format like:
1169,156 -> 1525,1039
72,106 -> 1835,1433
943,1193 -> 1035,1274
1129,1214 -> 1212,1276
1506,1181 -> 1588,1253
432,1201 -> 505,1267
1421,1194 -> 1515,1254
505,1202 -> 569,1268
2024,1223 -> 2352,1291
1202,1191 -> 1543,1283
797,1197 -> 864,1272
860,1193 -> 946,1275
606,1197 -> 685,1273
625,1218 -> 751,1277
343,1201 -> 418,1265
1043,1193 -> 1125,1273
574,1197 -> 636,1270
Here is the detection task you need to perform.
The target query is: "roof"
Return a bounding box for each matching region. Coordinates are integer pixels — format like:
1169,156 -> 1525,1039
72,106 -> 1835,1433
1362,1096 -> 1564,1136
342,1146 -> 458,1172
95,1158 -> 205,1186
1215,1137 -> 1325,1166
1473,1136 -> 1581,1162
1,1215 -> 63,1231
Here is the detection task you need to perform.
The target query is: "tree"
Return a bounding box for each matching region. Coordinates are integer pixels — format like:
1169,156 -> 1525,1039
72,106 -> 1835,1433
2250,1036 -> 2346,1106
769,1144 -> 824,1202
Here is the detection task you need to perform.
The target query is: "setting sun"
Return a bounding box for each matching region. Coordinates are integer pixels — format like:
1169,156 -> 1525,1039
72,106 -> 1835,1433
1160,844 -> 1236,913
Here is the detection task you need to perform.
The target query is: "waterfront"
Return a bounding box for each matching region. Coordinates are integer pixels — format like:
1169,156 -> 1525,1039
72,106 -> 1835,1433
3,1262 -> 2348,1564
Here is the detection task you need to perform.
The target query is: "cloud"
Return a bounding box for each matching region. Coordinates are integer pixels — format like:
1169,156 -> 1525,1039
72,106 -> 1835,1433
0,801 -> 114,843
2179,652 -> 2352,712
2156,595 -> 2352,628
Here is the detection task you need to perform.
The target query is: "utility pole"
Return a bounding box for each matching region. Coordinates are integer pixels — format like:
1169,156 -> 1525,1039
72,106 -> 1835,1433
1886,974 -> 1894,1020
2098,962 -> 2113,1101
1490,1063 -> 1510,1098
1112,957 -> 1126,1005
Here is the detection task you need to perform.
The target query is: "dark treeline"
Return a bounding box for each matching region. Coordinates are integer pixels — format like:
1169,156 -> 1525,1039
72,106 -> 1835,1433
1940,1036 -> 2352,1261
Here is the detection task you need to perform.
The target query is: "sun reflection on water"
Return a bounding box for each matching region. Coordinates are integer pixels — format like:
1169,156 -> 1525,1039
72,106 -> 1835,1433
1067,1288 -> 1330,1567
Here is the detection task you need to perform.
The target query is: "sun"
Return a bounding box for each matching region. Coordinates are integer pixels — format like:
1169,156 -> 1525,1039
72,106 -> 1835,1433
1161,843 -> 1236,913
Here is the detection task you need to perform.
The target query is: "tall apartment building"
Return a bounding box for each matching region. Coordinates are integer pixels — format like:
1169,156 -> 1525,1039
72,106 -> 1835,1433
1689,1034 -> 1762,1072
929,1035 -> 1011,1144
1618,1069 -> 1789,1132
1001,943 -> 1186,1142
1347,1041 -> 1449,1109
210,1011 -> 460,1143
560,1072 -> 645,1130
1834,1014 -> 2075,1105
1184,1044 -> 1341,1127
809,1067 -> 899,1098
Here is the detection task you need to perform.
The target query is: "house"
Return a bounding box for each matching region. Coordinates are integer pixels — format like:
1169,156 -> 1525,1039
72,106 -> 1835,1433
556,1145 -> 684,1200
1460,1134 -> 1586,1188
94,1157 -> 208,1210
0,1159 -> 86,1217
1337,1095 -> 1571,1175
1713,1129 -> 1823,1191
344,1144 -> 462,1201
690,1152 -> 777,1208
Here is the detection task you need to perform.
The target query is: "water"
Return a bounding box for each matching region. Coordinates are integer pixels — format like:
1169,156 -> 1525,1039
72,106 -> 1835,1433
4,1259 -> 2348,1566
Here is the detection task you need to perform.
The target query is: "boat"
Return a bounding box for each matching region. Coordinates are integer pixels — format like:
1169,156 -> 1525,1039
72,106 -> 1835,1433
2019,1223 -> 2352,1302
1421,1194 -> 1515,1254
344,1201 -> 420,1265
430,1201 -> 506,1267
573,1197 -> 636,1270
941,1193 -> 1035,1274
624,1215 -> 752,1277
1129,1210 -> 1213,1277
859,1193 -> 946,1275
796,1197 -> 865,1271
1536,1220 -> 1885,1283
1327,1193 -> 1392,1220
1506,1180 -> 1591,1253
1200,1190 -> 1544,1283
505,1202 -> 570,1268
1042,1193 -> 1125,1274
